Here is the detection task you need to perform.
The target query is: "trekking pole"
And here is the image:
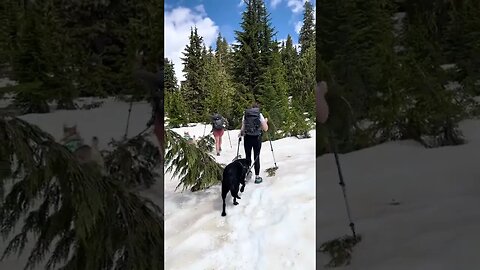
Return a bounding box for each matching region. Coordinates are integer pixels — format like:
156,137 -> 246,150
202,123 -> 207,137
227,129 -> 232,148
329,129 -> 357,239
266,132 -> 278,169
247,153 -> 260,173
236,136 -> 241,159
124,96 -> 134,140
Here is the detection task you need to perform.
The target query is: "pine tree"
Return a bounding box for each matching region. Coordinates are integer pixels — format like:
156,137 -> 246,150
215,33 -> 231,68
291,45 -> 316,118
257,0 -> 276,69
167,90 -> 189,128
392,0 -> 471,147
55,0 -> 158,97
299,1 -> 315,55
181,27 -> 207,121
442,1 -> 480,95
164,58 -> 188,127
204,55 -> 234,123
257,43 -> 289,140
281,35 -> 298,96
233,0 -> 276,99
10,2 -> 51,113
317,0 -> 401,152
164,58 -> 178,94
39,0 -> 78,110
233,0 -> 261,98
0,0 -> 21,66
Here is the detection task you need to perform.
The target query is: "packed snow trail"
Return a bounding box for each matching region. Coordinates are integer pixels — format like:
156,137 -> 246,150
164,124 -> 316,270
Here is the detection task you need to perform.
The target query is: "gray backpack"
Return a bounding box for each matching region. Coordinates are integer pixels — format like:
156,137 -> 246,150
244,108 -> 262,136
212,114 -> 225,130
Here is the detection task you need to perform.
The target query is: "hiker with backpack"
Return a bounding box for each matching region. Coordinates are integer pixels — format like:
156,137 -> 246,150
211,113 -> 228,156
239,102 -> 269,184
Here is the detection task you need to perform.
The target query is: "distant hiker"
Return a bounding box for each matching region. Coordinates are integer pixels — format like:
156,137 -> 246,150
61,124 -> 84,153
184,131 -> 195,145
60,124 -> 105,170
239,102 -> 268,184
316,81 -> 329,124
211,113 -> 228,156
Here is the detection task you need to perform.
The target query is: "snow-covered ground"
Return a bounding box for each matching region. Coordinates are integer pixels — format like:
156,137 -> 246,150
164,124 -> 316,270
317,119 -> 480,269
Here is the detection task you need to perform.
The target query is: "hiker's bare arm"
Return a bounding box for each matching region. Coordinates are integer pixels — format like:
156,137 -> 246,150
316,81 -> 329,124
261,118 -> 268,131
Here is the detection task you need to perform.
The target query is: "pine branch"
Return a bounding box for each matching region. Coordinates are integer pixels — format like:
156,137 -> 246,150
0,116 -> 164,270
104,133 -> 161,189
165,129 -> 223,192
196,135 -> 215,153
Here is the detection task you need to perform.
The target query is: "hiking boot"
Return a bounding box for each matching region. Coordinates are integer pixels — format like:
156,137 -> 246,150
217,152 -> 220,156
254,176 -> 263,184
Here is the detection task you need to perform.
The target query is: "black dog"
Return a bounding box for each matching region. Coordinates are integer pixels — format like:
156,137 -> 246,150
221,158 -> 250,216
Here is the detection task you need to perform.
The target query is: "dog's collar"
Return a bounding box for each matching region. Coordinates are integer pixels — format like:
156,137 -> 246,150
239,163 -> 249,171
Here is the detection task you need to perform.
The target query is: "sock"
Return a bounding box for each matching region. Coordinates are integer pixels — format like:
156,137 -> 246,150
255,175 -> 259,178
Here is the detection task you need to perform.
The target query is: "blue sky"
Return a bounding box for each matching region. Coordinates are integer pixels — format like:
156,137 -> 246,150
165,0 -> 316,82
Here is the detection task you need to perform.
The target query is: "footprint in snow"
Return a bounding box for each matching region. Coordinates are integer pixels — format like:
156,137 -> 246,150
244,188 -> 262,215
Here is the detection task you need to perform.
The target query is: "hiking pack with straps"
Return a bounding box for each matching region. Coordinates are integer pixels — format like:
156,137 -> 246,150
212,114 -> 225,130
244,108 -> 262,136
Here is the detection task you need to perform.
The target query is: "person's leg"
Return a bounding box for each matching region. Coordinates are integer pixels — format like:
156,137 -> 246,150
213,131 -> 220,155
253,135 -> 262,183
244,135 -> 253,170
219,130 -> 223,151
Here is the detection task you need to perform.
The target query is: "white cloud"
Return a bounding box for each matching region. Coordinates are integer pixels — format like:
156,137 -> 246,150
287,0 -> 308,14
238,0 -> 245,7
165,5 -> 219,84
313,4 -> 316,24
194,4 -> 206,15
295,21 -> 303,34
271,0 -> 282,8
